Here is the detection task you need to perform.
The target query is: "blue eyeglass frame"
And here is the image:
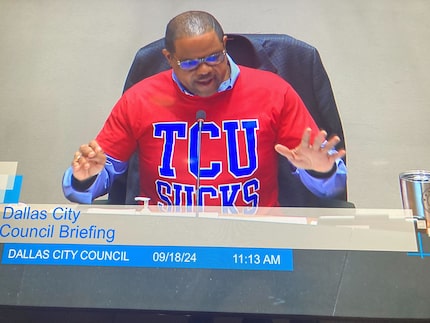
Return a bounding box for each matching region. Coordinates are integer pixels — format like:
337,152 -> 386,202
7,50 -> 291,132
176,50 -> 227,71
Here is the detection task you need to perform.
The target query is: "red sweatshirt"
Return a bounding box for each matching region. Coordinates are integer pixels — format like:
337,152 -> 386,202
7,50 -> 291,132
96,66 -> 318,207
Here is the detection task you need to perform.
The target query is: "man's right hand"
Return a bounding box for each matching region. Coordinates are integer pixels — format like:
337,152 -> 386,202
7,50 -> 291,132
71,140 -> 106,181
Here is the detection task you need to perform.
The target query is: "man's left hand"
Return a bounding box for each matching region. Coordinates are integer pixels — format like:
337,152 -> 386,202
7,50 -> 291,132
275,128 -> 346,173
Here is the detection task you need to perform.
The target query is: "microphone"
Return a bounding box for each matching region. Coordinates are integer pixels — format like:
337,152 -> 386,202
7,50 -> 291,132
195,110 -> 206,212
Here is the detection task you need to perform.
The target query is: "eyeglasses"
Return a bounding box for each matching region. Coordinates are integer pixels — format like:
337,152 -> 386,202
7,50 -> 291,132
176,50 -> 226,71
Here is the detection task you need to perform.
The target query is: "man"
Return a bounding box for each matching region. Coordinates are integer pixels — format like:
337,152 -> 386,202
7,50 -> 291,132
63,10 -> 347,207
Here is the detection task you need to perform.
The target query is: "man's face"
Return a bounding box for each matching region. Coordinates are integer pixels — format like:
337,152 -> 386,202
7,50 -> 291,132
163,31 -> 229,97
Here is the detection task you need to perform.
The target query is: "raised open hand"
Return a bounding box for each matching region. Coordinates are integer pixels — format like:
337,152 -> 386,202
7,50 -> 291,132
275,128 -> 346,173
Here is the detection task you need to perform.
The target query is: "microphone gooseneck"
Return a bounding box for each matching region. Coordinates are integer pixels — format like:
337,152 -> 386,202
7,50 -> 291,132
195,110 -> 206,212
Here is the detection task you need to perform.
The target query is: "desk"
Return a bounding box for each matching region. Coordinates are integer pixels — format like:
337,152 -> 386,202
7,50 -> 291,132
0,205 -> 429,321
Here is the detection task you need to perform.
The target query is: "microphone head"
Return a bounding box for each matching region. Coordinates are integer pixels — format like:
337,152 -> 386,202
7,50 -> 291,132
196,110 -> 206,121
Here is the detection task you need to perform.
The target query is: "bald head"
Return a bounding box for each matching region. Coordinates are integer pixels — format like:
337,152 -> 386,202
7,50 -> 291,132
165,11 -> 224,53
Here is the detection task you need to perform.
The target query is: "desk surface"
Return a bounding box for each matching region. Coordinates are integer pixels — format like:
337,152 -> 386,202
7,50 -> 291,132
1,205 -> 429,320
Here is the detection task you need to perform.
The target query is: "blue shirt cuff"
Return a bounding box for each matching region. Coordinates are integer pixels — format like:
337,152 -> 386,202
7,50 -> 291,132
62,156 -> 128,204
295,158 -> 347,198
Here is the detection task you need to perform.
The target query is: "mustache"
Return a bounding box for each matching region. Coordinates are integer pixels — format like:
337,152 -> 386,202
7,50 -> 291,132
196,74 -> 213,81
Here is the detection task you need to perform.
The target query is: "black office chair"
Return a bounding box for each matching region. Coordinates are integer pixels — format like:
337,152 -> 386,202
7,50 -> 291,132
107,33 -> 352,207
